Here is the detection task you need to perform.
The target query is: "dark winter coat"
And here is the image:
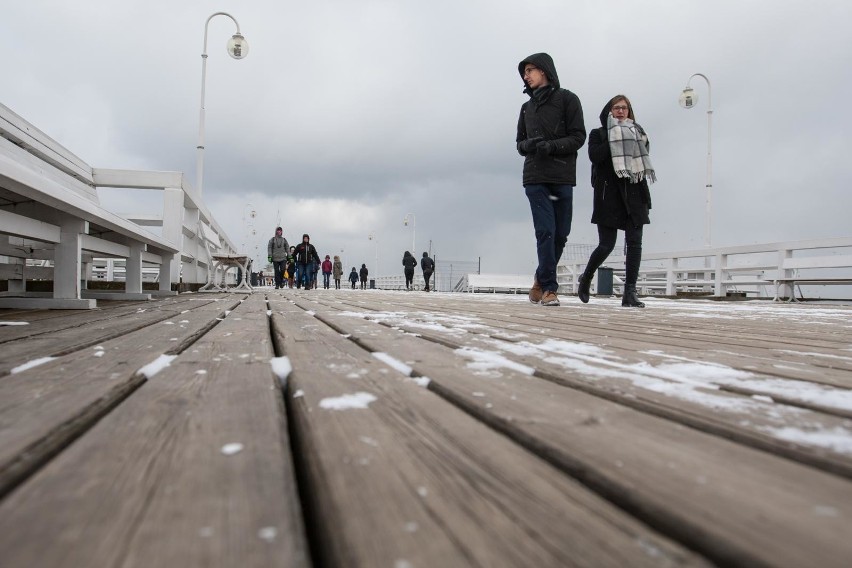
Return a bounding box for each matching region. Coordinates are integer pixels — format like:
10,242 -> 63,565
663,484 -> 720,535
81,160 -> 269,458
516,53 -> 586,186
348,269 -> 359,283
420,254 -> 434,273
402,252 -> 417,273
359,265 -> 369,281
588,102 -> 652,229
295,241 -> 320,265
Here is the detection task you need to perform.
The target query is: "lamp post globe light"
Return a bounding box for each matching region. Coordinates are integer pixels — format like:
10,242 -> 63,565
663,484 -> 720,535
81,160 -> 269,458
403,213 -> 416,254
196,12 -> 249,196
679,73 -> 713,247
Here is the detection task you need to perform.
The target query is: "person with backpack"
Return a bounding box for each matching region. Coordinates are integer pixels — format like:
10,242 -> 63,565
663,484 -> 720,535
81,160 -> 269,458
577,94 -> 655,308
266,226 -> 289,289
420,252 -> 435,292
516,53 -> 586,307
402,251 -> 418,290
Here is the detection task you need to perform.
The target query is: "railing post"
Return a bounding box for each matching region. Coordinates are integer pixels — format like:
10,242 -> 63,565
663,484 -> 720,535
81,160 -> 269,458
126,242 -> 144,294
53,217 -> 86,299
666,257 -> 677,296
162,188 -> 185,286
777,248 -> 794,300
714,252 -> 726,297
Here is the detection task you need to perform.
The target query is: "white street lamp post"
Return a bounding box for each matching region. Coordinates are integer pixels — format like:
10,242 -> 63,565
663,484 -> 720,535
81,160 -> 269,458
679,73 -> 713,247
196,12 -> 249,196
242,202 -> 256,259
403,213 -> 416,254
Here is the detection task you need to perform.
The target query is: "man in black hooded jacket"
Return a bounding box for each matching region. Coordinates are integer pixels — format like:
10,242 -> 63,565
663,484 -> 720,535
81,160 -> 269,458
516,53 -> 586,307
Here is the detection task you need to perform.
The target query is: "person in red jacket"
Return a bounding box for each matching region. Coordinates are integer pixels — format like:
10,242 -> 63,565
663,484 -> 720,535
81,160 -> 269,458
321,255 -> 333,289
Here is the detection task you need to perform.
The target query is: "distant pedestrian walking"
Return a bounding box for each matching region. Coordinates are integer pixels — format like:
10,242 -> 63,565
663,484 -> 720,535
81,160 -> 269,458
322,255 -> 333,289
267,226 -> 289,289
348,267 -> 359,289
286,246 -> 296,288
333,255 -> 343,289
294,234 -> 320,290
517,52 -> 586,307
578,94 -> 655,308
420,252 -> 434,292
402,251 -> 417,290
359,264 -> 369,290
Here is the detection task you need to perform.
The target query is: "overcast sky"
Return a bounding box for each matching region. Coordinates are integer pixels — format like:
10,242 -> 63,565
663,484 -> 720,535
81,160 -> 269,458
3,0 -> 851,277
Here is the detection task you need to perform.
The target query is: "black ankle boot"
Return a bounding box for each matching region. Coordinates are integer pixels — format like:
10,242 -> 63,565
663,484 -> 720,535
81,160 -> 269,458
621,285 -> 645,308
578,274 -> 592,303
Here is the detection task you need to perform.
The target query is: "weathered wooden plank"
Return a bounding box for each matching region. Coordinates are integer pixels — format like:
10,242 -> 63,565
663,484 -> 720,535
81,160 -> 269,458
0,295 -> 197,343
310,302 -> 852,568
0,294 -> 309,568
0,295 -> 242,498
331,294 -> 852,377
0,296 -> 225,376
318,292 -> 852,404
267,296 -> 709,568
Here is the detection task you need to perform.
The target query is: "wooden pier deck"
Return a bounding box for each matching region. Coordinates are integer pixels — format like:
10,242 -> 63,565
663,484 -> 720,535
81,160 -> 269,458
1,289 -> 851,567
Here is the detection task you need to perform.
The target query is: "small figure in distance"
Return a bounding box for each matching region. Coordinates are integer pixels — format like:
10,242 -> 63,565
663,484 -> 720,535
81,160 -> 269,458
420,252 -> 434,292
322,255 -> 333,289
333,255 -> 343,289
349,266 -> 359,289
359,263 -> 369,290
267,226 -> 289,290
402,251 -> 417,290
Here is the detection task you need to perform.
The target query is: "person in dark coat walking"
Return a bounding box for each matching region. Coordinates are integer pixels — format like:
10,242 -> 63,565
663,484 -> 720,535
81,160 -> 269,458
294,234 -> 321,290
359,264 -> 369,290
402,251 -> 418,290
577,94 -> 655,308
420,252 -> 434,292
516,53 -> 586,307
348,267 -> 359,289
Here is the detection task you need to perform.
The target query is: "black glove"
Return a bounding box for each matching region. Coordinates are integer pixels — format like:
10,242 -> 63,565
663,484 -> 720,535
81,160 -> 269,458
536,140 -> 554,156
518,136 -> 543,154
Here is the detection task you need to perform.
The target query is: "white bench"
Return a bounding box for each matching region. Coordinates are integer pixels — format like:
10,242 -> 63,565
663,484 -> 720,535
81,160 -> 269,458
0,103 -> 179,309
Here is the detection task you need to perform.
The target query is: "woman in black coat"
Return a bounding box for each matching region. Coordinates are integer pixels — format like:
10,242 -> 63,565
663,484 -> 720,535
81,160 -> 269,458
578,94 -> 655,308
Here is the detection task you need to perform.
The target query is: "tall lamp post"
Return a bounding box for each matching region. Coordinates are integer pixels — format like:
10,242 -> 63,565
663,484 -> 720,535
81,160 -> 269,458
403,213 -> 416,253
679,73 -> 713,247
368,232 -> 379,277
196,12 -> 249,196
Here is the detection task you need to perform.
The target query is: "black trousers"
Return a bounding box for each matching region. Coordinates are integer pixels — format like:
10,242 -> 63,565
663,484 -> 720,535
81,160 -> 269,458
584,225 -> 643,286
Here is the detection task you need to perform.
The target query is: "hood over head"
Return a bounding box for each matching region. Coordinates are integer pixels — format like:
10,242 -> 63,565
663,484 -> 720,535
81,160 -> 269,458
518,53 -> 560,92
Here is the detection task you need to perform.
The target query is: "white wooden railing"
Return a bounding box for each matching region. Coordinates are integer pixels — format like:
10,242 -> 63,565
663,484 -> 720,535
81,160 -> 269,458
0,102 -> 236,308
558,237 -> 852,300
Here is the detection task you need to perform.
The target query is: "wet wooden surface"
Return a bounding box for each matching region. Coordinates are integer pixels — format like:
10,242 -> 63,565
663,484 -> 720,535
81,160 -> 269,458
1,289 -> 851,567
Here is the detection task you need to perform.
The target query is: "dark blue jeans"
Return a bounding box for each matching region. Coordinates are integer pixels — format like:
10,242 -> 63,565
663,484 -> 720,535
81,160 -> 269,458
525,184 -> 573,292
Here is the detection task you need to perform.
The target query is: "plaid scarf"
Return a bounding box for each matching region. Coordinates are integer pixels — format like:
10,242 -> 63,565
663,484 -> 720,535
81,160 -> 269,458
608,114 -> 656,184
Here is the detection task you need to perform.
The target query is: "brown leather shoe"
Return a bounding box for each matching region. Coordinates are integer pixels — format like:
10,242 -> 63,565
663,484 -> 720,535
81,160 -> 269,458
541,291 -> 560,306
529,278 -> 543,304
